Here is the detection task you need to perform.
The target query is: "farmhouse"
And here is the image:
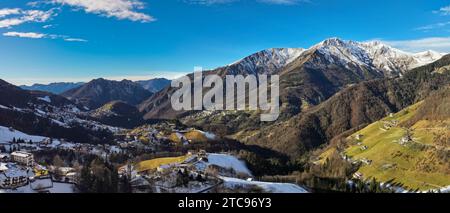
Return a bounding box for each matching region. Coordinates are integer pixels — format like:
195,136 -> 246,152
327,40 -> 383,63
353,172 -> 363,179
355,134 -> 363,140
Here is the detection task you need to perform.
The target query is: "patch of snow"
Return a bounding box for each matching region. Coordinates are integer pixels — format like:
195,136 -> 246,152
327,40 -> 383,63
37,96 -> 51,103
221,176 -> 308,193
12,107 -> 25,112
311,38 -> 444,77
0,181 -> 76,193
412,50 -> 444,68
0,104 -> 10,110
0,126 -> 46,144
50,118 -> 69,128
69,106 -> 81,113
228,48 -> 306,75
195,153 -> 252,176
197,130 -> 216,140
58,142 -> 76,150
35,109 -> 46,115
109,145 -> 121,153
439,185 -> 450,193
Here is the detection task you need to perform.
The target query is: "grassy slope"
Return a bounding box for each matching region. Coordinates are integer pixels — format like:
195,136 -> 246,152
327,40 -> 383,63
343,101 -> 449,190
169,130 -> 209,143
136,155 -> 189,172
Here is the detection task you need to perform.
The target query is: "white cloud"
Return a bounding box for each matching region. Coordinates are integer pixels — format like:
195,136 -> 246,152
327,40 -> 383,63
64,38 -> 87,42
258,0 -> 308,5
3,31 -> 46,38
0,8 -> 54,28
415,21 -> 450,31
185,0 -> 307,5
185,0 -> 236,5
3,31 -> 87,42
49,0 -> 154,22
435,5 -> 450,15
380,37 -> 450,53
0,8 -> 21,18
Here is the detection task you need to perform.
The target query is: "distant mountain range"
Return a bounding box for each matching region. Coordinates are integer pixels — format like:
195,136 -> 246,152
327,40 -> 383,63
20,78 -> 171,95
20,82 -> 85,94
0,79 -> 115,144
136,78 -> 171,93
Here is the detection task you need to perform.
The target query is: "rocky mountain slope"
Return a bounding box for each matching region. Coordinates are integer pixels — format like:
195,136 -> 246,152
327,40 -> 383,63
226,48 -> 306,75
0,79 -> 118,144
241,54 -> 450,158
321,87 -> 450,191
139,38 -> 443,121
89,101 -> 144,129
62,78 -> 153,110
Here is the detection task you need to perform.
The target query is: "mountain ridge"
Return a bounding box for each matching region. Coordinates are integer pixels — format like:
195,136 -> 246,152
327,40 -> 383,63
240,54 -> 450,158
136,78 -> 171,93
62,78 -> 153,110
0,79 -> 116,144
139,38 -> 444,121
20,82 -> 85,94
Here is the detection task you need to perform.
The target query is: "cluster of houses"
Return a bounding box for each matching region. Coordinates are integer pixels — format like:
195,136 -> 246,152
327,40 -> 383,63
399,129 -> 414,146
0,151 -> 36,189
4,136 -> 124,157
115,126 -> 172,152
116,125 -> 213,153
353,134 -> 369,151
118,151 -> 223,193
381,119 -> 399,131
0,149 -> 78,191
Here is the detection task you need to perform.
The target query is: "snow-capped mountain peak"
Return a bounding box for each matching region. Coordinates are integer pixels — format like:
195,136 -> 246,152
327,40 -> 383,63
311,38 -> 444,76
216,37 -> 443,77
227,47 -> 305,75
412,50 -> 445,67
314,37 -> 373,67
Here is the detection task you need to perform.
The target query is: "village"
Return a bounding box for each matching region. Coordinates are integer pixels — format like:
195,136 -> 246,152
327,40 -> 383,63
117,150 -> 256,193
0,124 -> 308,193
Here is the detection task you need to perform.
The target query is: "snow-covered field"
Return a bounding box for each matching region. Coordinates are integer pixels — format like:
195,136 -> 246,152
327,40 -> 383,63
37,96 -> 51,103
0,126 -> 47,144
221,176 -> 308,193
0,180 -> 76,193
438,185 -> 450,193
197,130 -> 216,140
194,153 -> 252,176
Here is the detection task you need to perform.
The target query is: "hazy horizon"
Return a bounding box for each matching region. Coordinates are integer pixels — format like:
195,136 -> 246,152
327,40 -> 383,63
1,0 -> 450,85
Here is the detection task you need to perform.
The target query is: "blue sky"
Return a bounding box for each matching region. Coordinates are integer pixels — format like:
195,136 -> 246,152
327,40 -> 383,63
1,0 -> 449,85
